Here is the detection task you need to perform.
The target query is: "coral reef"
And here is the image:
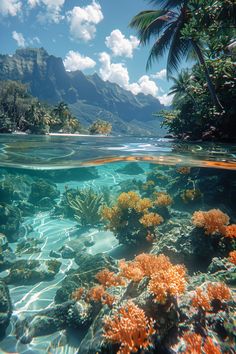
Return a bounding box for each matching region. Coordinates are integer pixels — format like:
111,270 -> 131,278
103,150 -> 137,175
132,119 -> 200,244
102,191 -> 163,245
66,188 -> 104,226
228,250 -> 236,265
192,208 -> 229,235
103,301 -> 155,354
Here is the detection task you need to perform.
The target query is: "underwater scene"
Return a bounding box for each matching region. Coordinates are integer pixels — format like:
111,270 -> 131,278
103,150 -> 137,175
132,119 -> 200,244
0,135 -> 235,354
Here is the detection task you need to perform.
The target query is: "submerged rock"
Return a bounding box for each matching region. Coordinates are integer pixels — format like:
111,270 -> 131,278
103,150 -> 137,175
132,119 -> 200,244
2,259 -> 61,285
55,253 -> 117,304
0,281 -> 12,339
0,203 -> 22,241
28,178 -> 59,208
15,300 -> 91,344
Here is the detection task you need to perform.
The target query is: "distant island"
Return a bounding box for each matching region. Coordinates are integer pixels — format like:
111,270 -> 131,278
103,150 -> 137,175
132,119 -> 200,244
0,48 -> 165,137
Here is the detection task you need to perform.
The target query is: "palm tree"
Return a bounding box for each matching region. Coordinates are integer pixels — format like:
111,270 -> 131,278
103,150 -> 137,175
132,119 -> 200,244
130,0 -> 223,110
168,70 -> 196,104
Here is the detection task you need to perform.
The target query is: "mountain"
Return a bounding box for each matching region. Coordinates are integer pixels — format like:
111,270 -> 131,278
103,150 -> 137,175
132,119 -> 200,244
0,48 -> 166,136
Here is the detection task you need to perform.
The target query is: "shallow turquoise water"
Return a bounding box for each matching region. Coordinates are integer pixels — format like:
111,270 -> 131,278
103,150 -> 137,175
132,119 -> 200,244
0,135 -> 235,354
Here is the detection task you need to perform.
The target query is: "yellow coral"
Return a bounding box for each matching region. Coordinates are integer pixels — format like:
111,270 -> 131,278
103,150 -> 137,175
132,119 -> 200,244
103,301 -> 155,354
135,198 -> 152,212
153,192 -> 173,207
117,191 -> 140,209
192,209 -> 229,235
139,212 -> 163,227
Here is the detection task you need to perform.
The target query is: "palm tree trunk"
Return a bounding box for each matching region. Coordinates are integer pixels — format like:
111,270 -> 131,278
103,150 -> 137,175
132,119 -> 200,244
191,41 -> 223,111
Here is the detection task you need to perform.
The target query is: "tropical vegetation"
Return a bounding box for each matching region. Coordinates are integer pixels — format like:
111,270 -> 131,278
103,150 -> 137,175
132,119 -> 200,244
0,80 -> 113,135
130,0 -> 236,141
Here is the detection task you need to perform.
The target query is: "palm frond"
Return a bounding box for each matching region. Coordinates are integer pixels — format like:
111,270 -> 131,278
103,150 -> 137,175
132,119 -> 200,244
149,0 -> 185,9
166,11 -> 190,76
129,10 -> 169,44
146,21 -> 176,71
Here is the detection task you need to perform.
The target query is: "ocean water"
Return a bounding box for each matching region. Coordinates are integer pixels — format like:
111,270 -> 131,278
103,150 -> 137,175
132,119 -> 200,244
0,135 -> 235,354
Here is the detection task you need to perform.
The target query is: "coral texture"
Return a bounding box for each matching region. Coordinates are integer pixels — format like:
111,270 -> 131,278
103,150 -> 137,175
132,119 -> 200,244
192,209 -> 229,235
153,192 -> 173,207
103,301 -> 155,354
223,224 -> 236,238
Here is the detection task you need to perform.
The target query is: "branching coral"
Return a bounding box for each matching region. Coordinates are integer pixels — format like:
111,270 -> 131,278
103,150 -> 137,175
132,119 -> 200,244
223,224 -> 236,238
148,264 -> 186,303
191,282 -> 231,312
103,301 -> 155,354
228,250 -> 236,265
183,332 -> 202,354
183,333 -> 221,354
207,282 -> 231,302
119,254 -> 186,304
192,209 -> 229,235
102,191 -> 163,245
153,192 -> 173,207
96,268 -> 125,288
203,337 -> 221,354
192,288 -> 211,312
139,212 -> 163,227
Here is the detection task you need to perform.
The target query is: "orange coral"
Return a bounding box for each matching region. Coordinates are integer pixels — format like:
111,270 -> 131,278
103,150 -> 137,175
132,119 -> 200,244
148,264 -> 186,303
192,209 -> 229,235
192,287 -> 211,311
153,192 -> 173,207
71,287 -> 84,301
119,253 -> 172,282
119,259 -> 144,282
96,268 -> 125,288
139,212 -> 163,227
207,282 -> 231,302
203,337 -> 221,354
103,301 -> 155,354
183,332 -> 202,354
228,250 -> 236,265
223,224 -> 236,239
135,198 -> 152,212
102,293 -> 116,308
87,285 -> 105,302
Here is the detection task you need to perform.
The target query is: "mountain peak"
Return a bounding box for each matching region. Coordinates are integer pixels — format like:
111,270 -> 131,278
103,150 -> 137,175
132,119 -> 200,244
0,48 -> 165,136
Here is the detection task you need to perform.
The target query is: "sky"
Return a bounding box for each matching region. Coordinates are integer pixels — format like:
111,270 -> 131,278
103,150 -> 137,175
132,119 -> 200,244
0,0 -> 174,105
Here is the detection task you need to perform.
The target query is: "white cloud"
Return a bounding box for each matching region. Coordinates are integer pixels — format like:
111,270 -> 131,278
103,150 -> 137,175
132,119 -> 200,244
129,75 -> 159,97
105,29 -> 139,58
99,52 -> 161,100
64,50 -> 96,71
67,1 -> 103,42
157,93 -> 173,106
28,0 -> 65,23
99,52 -> 129,88
0,0 -> 22,16
151,69 -> 167,80
29,36 -> 41,45
12,31 -> 26,47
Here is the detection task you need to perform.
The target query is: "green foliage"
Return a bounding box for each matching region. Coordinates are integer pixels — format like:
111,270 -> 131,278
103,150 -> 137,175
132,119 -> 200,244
66,188 -> 104,226
138,0 -> 236,140
0,81 -> 82,134
89,119 -> 112,135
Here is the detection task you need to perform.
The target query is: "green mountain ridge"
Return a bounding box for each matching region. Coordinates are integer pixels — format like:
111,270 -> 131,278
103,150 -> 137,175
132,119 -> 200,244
0,48 -> 166,136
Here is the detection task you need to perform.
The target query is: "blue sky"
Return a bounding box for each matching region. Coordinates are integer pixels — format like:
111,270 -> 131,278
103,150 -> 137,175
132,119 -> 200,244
0,0 -> 174,105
